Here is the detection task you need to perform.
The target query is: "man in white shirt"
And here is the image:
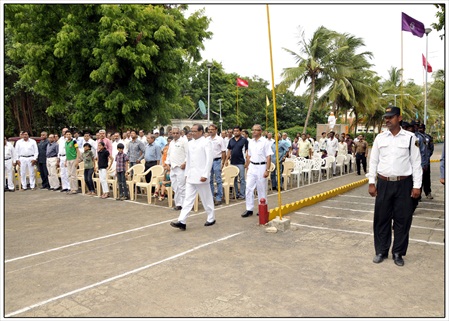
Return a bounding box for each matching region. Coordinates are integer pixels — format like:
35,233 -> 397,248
207,123 -> 227,206
319,132 -> 327,152
326,131 -> 339,175
56,128 -> 70,192
223,128 -> 233,147
367,106 -> 422,267
170,124 -> 215,231
137,130 -> 147,146
242,124 -> 273,217
14,131 -> 38,190
111,132 -> 125,159
165,127 -> 188,210
5,137 -> 17,191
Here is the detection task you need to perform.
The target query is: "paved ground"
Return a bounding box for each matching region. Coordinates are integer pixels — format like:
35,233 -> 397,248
3,145 -> 446,317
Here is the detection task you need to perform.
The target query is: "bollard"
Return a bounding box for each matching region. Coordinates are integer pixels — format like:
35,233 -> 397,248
259,198 -> 268,225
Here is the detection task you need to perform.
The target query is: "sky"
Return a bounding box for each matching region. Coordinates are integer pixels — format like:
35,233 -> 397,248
186,3 -> 445,95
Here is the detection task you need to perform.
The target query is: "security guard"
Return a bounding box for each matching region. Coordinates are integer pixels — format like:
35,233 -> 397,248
367,106 -> 422,267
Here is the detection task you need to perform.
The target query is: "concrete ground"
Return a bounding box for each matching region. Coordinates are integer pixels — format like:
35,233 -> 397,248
3,145 -> 446,317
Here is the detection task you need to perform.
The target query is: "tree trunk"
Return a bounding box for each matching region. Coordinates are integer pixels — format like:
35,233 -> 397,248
302,76 -> 316,134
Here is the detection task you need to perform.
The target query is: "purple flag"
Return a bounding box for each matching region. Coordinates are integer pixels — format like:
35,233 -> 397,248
402,12 -> 425,37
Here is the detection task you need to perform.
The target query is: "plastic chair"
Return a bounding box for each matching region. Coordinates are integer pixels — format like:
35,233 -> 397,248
321,156 -> 334,180
76,161 -> 86,194
281,160 -> 295,190
126,163 -> 145,200
343,154 -> 350,173
93,166 -> 117,198
335,155 -> 346,176
221,165 -> 240,204
300,159 -> 313,185
135,165 -> 164,204
266,162 -> 276,191
311,158 -> 323,182
290,158 -> 303,187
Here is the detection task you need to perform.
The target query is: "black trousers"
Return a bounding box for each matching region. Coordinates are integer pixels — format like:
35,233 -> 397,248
38,162 -> 49,188
355,153 -> 367,174
144,161 -> 157,183
422,166 -> 432,196
117,171 -> 129,197
373,176 -> 414,256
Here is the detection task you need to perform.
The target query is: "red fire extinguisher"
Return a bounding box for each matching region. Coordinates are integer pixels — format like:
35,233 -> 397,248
259,198 -> 268,225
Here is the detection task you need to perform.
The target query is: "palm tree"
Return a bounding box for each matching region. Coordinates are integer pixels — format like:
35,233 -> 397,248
280,26 -> 340,133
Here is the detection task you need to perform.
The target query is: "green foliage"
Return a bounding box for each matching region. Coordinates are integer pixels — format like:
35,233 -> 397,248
5,4 -> 212,132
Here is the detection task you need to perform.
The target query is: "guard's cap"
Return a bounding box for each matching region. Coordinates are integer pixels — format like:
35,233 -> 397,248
383,106 -> 401,117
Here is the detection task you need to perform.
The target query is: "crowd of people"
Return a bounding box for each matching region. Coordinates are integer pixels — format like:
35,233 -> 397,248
5,107 -> 444,265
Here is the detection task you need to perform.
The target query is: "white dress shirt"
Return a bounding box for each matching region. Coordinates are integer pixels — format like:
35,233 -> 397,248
248,137 -> 273,163
57,137 -> 67,157
185,136 -> 213,184
15,139 -> 38,160
326,137 -> 338,157
5,142 -> 16,162
367,128 -> 422,189
166,136 -> 188,168
208,134 -> 227,159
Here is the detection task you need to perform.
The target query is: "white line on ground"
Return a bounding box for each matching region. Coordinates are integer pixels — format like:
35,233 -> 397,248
291,223 -> 444,246
321,206 -> 444,221
5,232 -> 244,317
293,212 -> 444,231
338,194 -> 373,199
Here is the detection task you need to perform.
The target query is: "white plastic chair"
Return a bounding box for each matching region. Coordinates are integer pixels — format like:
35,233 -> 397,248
300,159 -> 313,185
290,158 -> 303,187
135,165 -> 164,204
335,155 -> 346,176
221,165 -> 240,204
311,158 -> 323,182
281,160 -> 295,190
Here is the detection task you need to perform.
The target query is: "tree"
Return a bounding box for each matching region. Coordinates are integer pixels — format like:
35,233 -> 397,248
431,4 -> 445,40
5,4 -> 212,132
279,26 -> 341,134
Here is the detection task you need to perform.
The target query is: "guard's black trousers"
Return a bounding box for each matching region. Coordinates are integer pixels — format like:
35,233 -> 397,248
373,176 -> 415,256
422,166 -> 432,196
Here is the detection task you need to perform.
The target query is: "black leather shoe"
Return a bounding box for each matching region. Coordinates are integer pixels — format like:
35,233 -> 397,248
373,253 -> 387,264
241,210 -> 253,218
170,221 -> 186,231
393,253 -> 404,266
173,206 -> 182,211
204,220 -> 216,226
60,189 -> 68,192
214,200 -> 222,206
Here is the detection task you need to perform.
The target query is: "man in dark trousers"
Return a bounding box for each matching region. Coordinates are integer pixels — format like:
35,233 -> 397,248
367,106 -> 422,267
224,126 -> 249,199
418,123 -> 434,199
37,131 -> 50,189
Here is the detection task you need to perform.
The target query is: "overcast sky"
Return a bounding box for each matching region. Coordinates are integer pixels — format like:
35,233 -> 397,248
187,3 -> 445,95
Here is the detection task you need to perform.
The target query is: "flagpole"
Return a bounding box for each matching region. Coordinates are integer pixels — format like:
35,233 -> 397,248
236,85 -> 239,124
424,28 -> 432,126
266,4 -> 282,214
400,26 -> 403,109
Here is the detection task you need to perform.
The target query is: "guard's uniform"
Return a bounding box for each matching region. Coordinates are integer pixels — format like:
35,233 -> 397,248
245,136 -> 273,212
367,128 -> 422,257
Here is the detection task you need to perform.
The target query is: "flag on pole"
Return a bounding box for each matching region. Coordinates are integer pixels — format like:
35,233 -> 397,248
401,12 -> 425,37
237,78 -> 249,87
422,54 -> 433,72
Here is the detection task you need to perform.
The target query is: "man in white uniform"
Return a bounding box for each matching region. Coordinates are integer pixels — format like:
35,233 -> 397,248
5,137 -> 17,191
326,131 -> 339,175
242,124 -> 273,217
170,124 -> 215,231
165,127 -> 188,211
14,131 -> 38,190
57,127 -> 70,192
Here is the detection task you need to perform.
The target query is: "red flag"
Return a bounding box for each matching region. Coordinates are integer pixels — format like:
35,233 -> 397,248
237,78 -> 248,87
422,54 -> 433,73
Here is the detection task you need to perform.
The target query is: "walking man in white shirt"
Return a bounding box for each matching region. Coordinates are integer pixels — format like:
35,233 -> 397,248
14,131 -> 38,190
242,124 -> 273,217
367,106 -> 422,267
165,127 -> 188,211
170,124 -> 215,231
5,137 -> 17,191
